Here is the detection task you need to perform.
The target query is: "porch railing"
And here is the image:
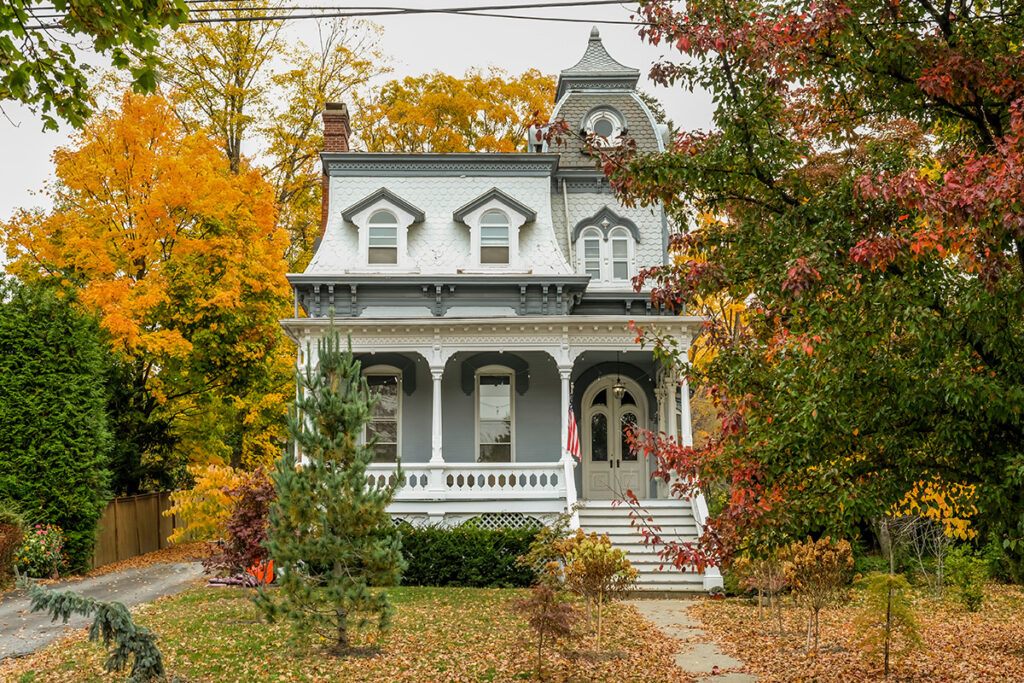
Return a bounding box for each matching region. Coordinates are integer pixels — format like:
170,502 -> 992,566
367,461 -> 567,501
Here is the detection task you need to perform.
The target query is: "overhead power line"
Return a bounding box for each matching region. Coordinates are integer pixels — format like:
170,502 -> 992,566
26,0 -> 644,29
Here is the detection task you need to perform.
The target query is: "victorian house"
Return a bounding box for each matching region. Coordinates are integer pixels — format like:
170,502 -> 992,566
282,28 -> 721,591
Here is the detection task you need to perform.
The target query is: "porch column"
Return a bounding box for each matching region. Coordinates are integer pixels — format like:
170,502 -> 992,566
430,366 -> 444,463
679,374 -> 693,447
559,365 -> 580,529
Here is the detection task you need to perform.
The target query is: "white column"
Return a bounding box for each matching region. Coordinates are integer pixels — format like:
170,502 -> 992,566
430,367 -> 444,463
679,374 -> 694,448
558,365 -> 580,529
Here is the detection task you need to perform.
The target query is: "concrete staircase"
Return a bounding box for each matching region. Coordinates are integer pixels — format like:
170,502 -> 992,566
577,499 -> 710,593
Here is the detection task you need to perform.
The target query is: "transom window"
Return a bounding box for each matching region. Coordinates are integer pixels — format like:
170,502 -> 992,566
365,371 -> 400,462
479,209 -> 510,265
476,368 -> 514,462
367,210 -> 398,265
577,226 -> 635,284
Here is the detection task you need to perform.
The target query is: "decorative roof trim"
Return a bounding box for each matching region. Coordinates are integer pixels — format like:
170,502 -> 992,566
341,187 -> 425,223
556,27 -> 640,100
323,153 -> 560,178
453,187 -> 537,224
571,207 -> 641,242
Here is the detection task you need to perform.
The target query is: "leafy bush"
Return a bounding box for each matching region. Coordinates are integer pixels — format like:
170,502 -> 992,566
946,546 -> 986,612
21,579 -> 165,682
0,501 -> 26,584
562,531 -> 638,652
853,572 -> 922,677
514,584 -> 578,680
0,278 -> 111,572
16,524 -> 68,579
400,523 -> 539,588
165,464 -> 244,544
732,550 -> 787,634
205,469 -> 274,575
784,537 -> 854,652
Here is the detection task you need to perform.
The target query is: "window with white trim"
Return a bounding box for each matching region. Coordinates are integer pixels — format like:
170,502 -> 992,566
476,367 -> 514,462
581,228 -> 602,280
367,210 -> 399,265
576,226 -> 635,285
479,209 -> 510,265
364,368 -> 401,462
584,108 -> 625,147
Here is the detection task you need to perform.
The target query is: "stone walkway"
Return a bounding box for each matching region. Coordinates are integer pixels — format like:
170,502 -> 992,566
0,561 -> 204,660
632,599 -> 757,683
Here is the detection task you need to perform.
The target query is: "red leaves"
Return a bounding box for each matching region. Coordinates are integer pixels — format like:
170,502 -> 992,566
781,257 -> 822,295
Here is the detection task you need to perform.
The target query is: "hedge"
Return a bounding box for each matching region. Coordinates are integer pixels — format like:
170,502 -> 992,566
399,523 -> 539,588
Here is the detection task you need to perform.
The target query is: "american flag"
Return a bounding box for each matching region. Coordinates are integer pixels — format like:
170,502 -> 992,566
566,408 -> 581,461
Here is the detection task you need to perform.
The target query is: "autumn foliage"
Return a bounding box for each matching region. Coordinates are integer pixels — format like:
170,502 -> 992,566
603,0 -> 1024,578
2,93 -> 292,488
354,69 -> 556,153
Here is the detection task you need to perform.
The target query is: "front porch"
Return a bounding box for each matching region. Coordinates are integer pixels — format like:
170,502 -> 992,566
282,315 -> 705,525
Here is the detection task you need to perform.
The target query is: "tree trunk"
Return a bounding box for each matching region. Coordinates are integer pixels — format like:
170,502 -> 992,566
596,592 -> 604,653
335,607 -> 349,653
884,583 -> 892,678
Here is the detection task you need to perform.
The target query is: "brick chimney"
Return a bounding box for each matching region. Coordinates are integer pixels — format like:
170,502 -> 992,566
320,103 -> 350,238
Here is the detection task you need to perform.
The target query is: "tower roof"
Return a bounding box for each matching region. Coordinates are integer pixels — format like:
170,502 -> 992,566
556,26 -> 641,100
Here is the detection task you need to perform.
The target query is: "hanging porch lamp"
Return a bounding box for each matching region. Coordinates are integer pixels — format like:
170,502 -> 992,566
612,351 -> 626,400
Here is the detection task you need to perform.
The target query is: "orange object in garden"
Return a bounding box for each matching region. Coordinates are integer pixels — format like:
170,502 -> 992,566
247,559 -> 275,585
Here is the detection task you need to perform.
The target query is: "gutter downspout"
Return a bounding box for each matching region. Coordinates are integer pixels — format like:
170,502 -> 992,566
562,178 -> 573,263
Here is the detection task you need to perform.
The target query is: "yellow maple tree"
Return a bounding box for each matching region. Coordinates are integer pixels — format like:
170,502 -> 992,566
2,92 -> 292,485
354,68 -> 556,153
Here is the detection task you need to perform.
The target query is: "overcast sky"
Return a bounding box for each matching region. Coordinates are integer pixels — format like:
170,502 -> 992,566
0,2 -> 713,221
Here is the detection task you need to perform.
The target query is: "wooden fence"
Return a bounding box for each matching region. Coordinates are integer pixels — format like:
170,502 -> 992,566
91,492 -> 180,570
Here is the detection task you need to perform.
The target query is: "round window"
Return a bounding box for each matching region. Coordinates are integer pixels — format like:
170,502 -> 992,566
584,109 -> 624,146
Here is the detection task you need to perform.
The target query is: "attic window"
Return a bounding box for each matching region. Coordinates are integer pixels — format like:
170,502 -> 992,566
584,108 -> 624,147
367,210 -> 399,264
479,209 -> 510,265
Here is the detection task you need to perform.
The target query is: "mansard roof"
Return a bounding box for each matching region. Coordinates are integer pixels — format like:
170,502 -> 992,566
556,27 -> 641,100
341,187 -> 425,223
452,187 -> 537,224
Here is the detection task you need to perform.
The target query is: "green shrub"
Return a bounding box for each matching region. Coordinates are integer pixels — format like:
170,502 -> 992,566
0,501 -> 26,584
400,523 -> 539,588
0,278 -> 111,572
16,524 -> 67,579
946,546 -> 986,612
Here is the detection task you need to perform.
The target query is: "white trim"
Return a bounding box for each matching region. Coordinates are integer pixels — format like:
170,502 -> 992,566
474,364 -> 516,463
460,198 -> 527,270
362,364 -> 402,462
576,225 -> 636,286
350,199 -> 419,271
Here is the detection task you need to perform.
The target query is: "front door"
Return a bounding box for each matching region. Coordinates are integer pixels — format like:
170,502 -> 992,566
582,383 -> 646,500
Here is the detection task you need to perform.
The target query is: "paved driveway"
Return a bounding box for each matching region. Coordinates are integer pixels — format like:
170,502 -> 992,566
0,562 -> 204,660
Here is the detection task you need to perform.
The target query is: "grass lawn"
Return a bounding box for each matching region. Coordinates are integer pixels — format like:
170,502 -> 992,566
0,586 -> 685,682
692,583 -> 1024,682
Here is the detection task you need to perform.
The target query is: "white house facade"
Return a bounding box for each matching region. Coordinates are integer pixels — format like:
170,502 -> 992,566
281,28 -> 721,591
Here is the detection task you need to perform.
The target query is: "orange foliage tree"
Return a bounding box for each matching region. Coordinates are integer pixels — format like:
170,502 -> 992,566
353,68 -> 555,153
2,92 -> 292,492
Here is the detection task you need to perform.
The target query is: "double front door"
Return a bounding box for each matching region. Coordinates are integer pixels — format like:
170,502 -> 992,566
582,381 -> 646,500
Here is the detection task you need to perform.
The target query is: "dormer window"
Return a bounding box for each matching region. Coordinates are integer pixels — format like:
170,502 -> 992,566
367,210 -> 399,265
453,188 -> 536,271
572,207 -> 641,286
480,210 -> 510,264
341,188 -> 425,272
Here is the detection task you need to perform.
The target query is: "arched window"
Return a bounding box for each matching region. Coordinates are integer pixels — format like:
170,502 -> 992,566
580,227 -> 602,280
479,209 -> 510,264
476,365 -> 514,462
363,365 -> 401,462
367,210 -> 398,265
576,225 -> 635,285
609,227 -> 633,282
583,108 -> 625,147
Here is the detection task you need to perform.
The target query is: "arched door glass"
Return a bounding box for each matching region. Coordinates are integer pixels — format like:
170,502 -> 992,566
590,412 -> 608,462
620,411 -> 638,462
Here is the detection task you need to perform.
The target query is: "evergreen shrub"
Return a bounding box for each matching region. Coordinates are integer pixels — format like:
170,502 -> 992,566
400,523 -> 540,588
0,278 -> 111,572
